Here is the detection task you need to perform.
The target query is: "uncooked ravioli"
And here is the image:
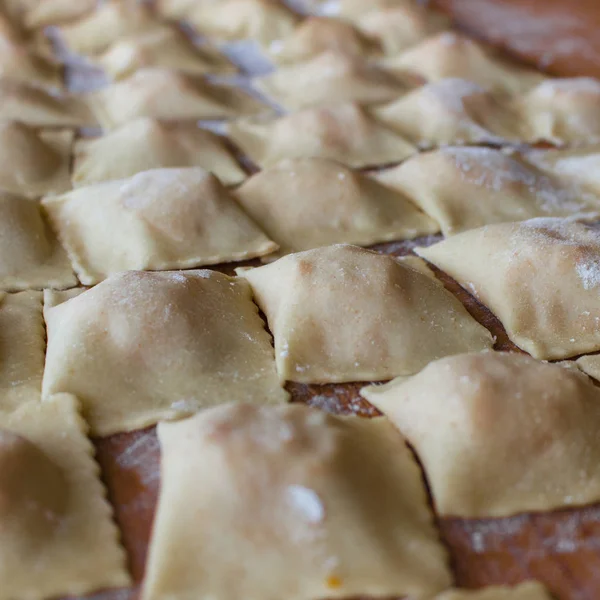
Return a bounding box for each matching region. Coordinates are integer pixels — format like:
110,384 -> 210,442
0,76 -> 93,126
185,0 -> 299,47
523,145 -> 600,195
0,290 -> 45,411
0,38 -> 62,89
374,147 -> 599,236
370,78 -> 520,145
0,122 -> 72,198
43,167 -> 277,284
416,218 -> 600,359
22,0 -> 96,28
42,270 -> 288,436
517,77 -> 600,143
96,27 -> 237,81
255,51 -> 415,110
0,191 -> 76,291
88,68 -> 269,130
233,157 -> 437,255
227,103 -> 414,169
142,403 -> 452,600
269,16 -> 381,65
0,395 -> 130,600
59,1 -> 161,55
362,352 -> 600,517
354,4 -> 451,55
72,118 -> 246,187
240,244 -> 493,383
382,32 -> 544,95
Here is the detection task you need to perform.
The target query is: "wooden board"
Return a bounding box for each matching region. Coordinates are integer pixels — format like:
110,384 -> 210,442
73,1 -> 600,599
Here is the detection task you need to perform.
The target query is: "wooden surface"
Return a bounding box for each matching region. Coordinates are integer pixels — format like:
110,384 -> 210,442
77,1 -> 600,599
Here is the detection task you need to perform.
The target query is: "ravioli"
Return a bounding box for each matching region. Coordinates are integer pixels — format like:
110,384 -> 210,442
73,118 -> 246,187
518,78 -> 600,143
354,4 -> 451,55
233,158 -> 437,255
417,218 -> 600,359
59,1 -> 162,55
0,122 -> 72,198
228,103 -> 414,168
269,16 -> 381,65
44,167 -> 276,284
255,51 -> 414,110
0,291 -> 45,411
375,147 -> 599,236
0,76 -> 93,126
240,244 -> 493,383
96,27 -> 237,81
0,192 -> 76,291
370,78 -> 520,145
143,403 -> 452,600
382,32 -> 544,95
42,270 -> 288,435
0,395 -> 130,600
0,38 -> 62,89
186,0 -> 299,47
89,68 -> 269,130
362,352 -> 600,517
22,0 -> 96,28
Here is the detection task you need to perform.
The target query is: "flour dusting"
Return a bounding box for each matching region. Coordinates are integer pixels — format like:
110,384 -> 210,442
287,485 -> 325,523
576,259 -> 600,290
116,432 -> 161,487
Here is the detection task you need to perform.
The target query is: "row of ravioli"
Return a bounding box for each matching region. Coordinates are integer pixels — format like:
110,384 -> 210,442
3,251 -> 599,599
5,138 -> 600,290
2,0 -> 600,150
3,223 -> 600,437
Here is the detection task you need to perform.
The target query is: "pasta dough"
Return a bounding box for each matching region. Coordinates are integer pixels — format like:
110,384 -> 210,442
269,16 -> 381,65
42,270 -> 288,435
375,147 -> 599,236
0,76 -> 93,126
89,68 -> 269,130
227,103 -> 415,169
361,351 -> 600,517
0,291 -> 45,411
96,28 -> 237,81
143,403 -> 452,600
186,0 -> 299,47
416,219 -> 600,359
354,4 -> 451,55
370,78 -> 520,146
233,158 -> 438,255
0,192 -> 76,291
72,118 -> 246,187
0,123 -> 72,197
518,78 -> 600,143
240,244 -> 493,383
382,32 -> 544,95
43,167 -> 277,284
255,51 -> 415,110
431,582 -> 553,599
59,1 -> 162,55
0,394 -> 130,600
